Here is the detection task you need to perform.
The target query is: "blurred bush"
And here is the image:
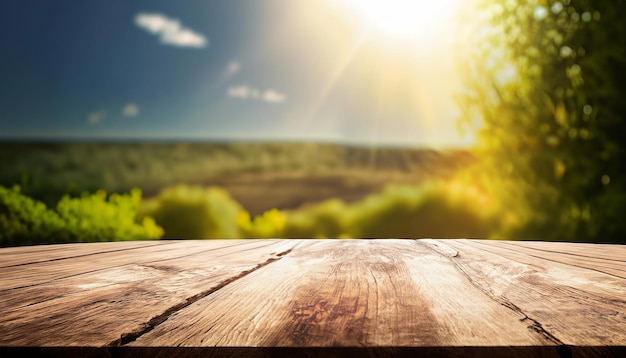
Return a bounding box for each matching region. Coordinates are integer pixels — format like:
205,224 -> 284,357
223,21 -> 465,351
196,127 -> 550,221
238,181 -> 494,239
1,180 -> 494,246
0,186 -> 65,246
139,185 -> 244,238
55,188 -> 163,242
238,208 -> 286,238
348,182 -> 494,238
0,186 -> 162,247
282,199 -> 349,238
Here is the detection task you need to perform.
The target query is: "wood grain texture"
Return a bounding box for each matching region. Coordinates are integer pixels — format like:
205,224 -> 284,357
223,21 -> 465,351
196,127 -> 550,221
0,240 -> 170,268
0,239 -> 298,346
439,239 -> 626,346
0,238 -> 624,356
0,240 -> 266,290
498,240 -> 626,262
487,240 -> 626,278
131,240 -> 551,347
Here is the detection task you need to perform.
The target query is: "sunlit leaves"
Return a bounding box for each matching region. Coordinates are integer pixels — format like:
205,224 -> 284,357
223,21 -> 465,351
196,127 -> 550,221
458,0 -> 626,242
0,186 -> 162,246
239,208 -> 287,238
137,181 -> 494,239
140,185 -> 243,239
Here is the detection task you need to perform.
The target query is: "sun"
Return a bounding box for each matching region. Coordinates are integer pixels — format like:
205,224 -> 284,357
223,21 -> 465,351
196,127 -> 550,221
308,0 -> 478,147
336,0 -> 462,40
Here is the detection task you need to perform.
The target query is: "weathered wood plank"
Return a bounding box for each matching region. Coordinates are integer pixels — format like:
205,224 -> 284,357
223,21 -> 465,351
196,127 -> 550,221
0,240 -> 274,290
472,239 -> 626,280
131,239 -> 551,347
10,346 -> 619,358
498,240 -> 626,262
0,239 -> 299,346
480,240 -> 626,279
1,238 -> 625,356
0,240 -> 171,268
439,239 -> 626,346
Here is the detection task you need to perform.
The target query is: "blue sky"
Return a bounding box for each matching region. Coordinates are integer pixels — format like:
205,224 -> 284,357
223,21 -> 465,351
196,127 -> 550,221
0,0 -> 474,147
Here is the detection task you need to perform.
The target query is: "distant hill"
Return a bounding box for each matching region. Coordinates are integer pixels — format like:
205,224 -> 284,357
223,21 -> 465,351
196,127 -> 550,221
0,142 -> 475,212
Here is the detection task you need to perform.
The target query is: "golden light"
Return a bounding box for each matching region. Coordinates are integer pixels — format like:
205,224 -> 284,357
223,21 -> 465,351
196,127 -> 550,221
336,0 -> 462,41
300,0 -> 479,147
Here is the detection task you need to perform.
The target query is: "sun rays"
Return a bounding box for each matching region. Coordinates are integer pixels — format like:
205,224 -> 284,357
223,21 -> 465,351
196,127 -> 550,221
334,0 -> 463,41
293,0 -> 473,147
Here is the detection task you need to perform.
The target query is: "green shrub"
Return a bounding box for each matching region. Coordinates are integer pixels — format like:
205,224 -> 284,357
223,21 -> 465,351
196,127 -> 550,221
348,182 -> 494,238
238,208 -> 286,238
141,185 -> 244,238
282,199 -> 349,238
245,181 -> 494,239
55,188 -> 163,242
0,186 -> 66,246
0,186 -> 163,247
1,179 -> 494,244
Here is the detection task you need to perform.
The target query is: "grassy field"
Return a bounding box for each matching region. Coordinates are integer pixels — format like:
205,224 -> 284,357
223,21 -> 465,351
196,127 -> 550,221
0,141 -> 474,214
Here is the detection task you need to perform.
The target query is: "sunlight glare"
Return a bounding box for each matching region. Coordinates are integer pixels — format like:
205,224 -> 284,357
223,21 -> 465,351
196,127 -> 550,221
312,0 -> 479,147
338,0 -> 461,40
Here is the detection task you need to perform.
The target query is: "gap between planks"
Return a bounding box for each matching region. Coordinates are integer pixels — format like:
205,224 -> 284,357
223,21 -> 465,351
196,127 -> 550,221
0,240 -> 299,346
423,238 -> 626,346
3,239 -> 624,353
130,239 -> 553,347
1,240 -> 283,292
112,241 -> 297,347
420,239 -> 563,345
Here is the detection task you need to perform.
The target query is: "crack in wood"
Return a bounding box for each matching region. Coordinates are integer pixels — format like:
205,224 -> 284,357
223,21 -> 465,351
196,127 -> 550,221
108,247 -> 293,347
420,239 -> 458,257
1,241 -> 280,294
419,239 -> 566,348
499,297 -> 564,345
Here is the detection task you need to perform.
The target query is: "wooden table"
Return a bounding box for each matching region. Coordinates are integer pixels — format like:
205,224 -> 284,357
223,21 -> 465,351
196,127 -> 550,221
1,239 -> 625,357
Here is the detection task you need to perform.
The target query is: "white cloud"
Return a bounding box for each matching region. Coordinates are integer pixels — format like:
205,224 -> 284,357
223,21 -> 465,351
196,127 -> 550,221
122,103 -> 139,117
135,13 -> 207,48
263,89 -> 287,103
87,111 -> 106,125
227,85 -> 287,104
228,85 -> 250,98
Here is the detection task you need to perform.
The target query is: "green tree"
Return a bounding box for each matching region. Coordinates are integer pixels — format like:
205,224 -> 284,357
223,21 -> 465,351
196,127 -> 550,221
0,186 -> 162,247
459,0 -> 626,242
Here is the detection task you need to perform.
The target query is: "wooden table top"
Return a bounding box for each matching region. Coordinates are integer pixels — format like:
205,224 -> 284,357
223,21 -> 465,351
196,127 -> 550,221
0,239 -> 625,357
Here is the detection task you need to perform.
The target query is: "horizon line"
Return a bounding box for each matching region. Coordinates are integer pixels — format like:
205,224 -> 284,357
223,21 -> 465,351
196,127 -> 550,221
0,135 -> 474,150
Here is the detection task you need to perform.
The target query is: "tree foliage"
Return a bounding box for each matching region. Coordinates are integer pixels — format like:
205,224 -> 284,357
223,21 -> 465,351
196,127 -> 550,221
0,186 -> 163,247
244,182 -> 494,239
459,0 -> 626,242
138,182 -> 493,240
140,185 -> 244,239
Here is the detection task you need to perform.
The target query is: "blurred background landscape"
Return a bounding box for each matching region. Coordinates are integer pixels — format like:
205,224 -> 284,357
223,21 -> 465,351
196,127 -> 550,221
0,142 -> 489,244
1,0 -> 625,246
